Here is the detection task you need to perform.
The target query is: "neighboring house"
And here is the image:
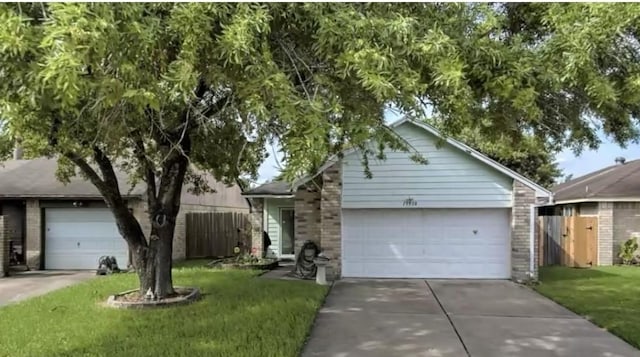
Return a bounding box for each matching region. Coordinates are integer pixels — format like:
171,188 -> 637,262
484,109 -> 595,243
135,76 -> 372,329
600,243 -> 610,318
243,119 -> 553,281
550,158 -> 640,265
0,157 -> 249,270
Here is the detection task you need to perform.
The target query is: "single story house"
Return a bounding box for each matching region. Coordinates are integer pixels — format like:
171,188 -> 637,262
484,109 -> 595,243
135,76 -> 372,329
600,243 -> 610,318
0,157 -> 249,270
549,158 -> 640,264
244,119 -> 553,281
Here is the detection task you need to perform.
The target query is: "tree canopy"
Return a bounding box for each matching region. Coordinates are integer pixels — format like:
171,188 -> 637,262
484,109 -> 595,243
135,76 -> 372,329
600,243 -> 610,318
0,3 -> 639,295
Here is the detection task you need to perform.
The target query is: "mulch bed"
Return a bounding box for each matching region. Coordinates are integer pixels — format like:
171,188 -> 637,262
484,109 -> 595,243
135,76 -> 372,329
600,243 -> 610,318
106,287 -> 200,309
208,257 -> 279,271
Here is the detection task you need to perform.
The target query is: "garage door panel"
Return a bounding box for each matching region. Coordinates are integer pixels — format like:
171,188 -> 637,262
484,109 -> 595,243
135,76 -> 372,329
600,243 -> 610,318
45,208 -> 128,270
342,208 -> 511,279
346,260 -> 509,279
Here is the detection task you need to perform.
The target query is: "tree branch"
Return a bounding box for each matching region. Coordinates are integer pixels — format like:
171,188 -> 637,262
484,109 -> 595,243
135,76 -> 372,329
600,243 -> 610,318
131,129 -> 158,208
64,151 -> 109,193
156,135 -> 191,216
92,146 -> 122,196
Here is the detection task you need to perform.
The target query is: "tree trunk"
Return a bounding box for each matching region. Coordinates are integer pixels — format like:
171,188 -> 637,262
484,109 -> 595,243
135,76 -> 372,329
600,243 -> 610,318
110,196 -> 180,299
129,156 -> 187,299
64,130 -> 190,300
129,220 -> 177,298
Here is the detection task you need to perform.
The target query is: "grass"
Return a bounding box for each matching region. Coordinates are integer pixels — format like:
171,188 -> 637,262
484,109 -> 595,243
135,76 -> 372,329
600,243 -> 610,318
0,263 -> 328,357
535,266 -> 640,348
173,258 -> 213,269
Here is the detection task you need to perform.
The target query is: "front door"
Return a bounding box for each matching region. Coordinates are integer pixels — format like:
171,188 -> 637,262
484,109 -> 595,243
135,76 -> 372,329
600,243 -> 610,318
280,208 -> 295,256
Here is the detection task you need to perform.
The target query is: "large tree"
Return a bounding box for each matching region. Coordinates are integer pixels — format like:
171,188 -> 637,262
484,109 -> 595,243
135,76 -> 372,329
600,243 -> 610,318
1,3 -> 639,297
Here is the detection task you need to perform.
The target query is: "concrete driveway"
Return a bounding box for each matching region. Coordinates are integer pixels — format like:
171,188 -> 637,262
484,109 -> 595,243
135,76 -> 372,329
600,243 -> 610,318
302,279 -> 638,357
0,271 -> 94,307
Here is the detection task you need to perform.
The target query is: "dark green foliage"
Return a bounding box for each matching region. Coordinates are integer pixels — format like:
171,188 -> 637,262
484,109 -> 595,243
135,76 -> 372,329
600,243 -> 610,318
619,238 -> 639,265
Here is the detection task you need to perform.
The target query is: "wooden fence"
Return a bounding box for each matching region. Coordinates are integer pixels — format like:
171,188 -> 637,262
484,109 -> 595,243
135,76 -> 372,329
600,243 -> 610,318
538,216 -> 598,267
186,212 -> 250,258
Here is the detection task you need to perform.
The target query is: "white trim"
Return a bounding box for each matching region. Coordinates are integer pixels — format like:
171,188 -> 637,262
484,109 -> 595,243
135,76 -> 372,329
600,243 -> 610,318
529,204 -> 535,277
279,207 -> 295,257
243,194 -> 295,198
554,197 -> 640,204
262,200 -> 268,254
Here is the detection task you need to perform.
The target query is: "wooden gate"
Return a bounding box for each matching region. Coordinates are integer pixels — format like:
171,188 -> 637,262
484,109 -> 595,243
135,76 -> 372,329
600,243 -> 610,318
538,216 -> 598,267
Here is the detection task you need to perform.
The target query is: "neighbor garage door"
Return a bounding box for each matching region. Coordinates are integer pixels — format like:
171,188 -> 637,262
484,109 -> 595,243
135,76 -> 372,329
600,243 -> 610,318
342,209 -> 510,279
44,208 -> 128,270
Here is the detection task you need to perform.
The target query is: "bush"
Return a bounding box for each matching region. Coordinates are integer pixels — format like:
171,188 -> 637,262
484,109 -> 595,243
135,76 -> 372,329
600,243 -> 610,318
618,237 -> 639,265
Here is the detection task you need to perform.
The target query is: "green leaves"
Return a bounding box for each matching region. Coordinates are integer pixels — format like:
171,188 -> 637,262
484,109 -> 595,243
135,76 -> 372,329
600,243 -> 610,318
0,2 -> 639,190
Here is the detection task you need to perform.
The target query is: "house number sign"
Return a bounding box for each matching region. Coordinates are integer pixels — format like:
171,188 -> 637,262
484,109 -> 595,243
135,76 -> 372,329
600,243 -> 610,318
402,197 -> 418,207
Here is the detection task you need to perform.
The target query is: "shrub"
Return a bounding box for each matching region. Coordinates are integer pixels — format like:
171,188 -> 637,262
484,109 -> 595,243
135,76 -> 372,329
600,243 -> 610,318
618,237 -> 639,265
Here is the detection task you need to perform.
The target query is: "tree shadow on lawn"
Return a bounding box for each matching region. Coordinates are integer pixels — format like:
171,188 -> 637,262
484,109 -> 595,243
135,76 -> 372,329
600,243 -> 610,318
1,270 -> 327,357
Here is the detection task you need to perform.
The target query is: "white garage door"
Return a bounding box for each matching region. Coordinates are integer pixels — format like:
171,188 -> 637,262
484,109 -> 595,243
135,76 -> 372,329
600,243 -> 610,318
45,208 -> 128,270
342,209 -> 511,279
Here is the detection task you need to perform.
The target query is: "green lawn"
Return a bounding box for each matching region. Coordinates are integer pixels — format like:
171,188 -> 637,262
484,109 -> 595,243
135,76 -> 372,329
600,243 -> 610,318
536,266 -> 640,348
0,262 -> 328,357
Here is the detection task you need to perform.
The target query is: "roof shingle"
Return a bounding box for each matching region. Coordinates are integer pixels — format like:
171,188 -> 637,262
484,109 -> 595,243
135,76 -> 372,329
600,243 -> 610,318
552,159 -> 640,202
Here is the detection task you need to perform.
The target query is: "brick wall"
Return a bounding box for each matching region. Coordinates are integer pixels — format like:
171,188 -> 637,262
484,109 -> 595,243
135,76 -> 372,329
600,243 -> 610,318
598,202 -> 614,265
294,184 -> 321,256
320,162 -> 342,278
612,202 -> 640,263
249,198 -> 264,256
0,216 -> 8,277
25,199 -> 41,270
511,181 -> 536,281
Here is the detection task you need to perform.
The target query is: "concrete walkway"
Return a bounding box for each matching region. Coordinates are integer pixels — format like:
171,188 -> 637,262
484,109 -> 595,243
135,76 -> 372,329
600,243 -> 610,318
0,271 -> 94,307
302,279 -> 638,357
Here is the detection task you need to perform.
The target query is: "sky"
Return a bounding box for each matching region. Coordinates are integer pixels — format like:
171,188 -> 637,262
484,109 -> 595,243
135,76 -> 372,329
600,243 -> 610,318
256,111 -> 640,184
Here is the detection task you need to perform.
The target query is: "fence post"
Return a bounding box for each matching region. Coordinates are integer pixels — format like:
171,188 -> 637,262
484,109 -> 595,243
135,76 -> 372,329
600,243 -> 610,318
537,216 -> 544,267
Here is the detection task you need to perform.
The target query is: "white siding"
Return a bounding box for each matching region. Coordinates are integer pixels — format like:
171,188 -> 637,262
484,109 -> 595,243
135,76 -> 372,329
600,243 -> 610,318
265,198 -> 294,258
342,122 -> 513,209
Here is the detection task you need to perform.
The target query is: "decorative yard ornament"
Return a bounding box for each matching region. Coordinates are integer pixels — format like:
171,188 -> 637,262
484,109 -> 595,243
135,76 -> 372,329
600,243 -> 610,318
294,241 -> 320,279
96,256 -> 120,275
144,288 -> 154,301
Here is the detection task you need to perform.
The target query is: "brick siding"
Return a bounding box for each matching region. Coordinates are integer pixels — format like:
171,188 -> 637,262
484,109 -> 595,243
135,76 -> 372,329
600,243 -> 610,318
598,202 -> 614,265
612,202 -> 640,263
294,185 -> 321,256
249,198 -> 264,256
511,181 -> 536,281
25,199 -> 41,270
320,162 -> 342,278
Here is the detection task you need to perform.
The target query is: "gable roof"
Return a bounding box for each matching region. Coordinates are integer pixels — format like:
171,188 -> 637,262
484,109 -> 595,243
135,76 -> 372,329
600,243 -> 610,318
244,118 -> 553,199
0,157 -> 143,199
0,157 -> 250,211
553,159 -> 640,203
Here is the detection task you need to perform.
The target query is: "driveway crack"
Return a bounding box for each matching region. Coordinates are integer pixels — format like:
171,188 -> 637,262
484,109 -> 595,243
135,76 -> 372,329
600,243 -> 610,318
424,280 -> 471,357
